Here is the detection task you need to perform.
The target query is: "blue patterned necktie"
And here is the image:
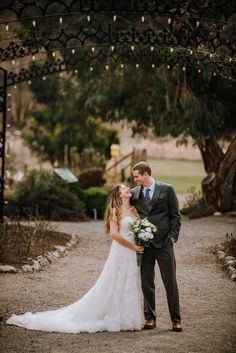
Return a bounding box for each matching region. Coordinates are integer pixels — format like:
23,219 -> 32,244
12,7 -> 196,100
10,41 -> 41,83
145,188 -> 151,203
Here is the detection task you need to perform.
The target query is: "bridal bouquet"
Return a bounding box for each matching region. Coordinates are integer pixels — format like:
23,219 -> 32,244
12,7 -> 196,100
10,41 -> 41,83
130,218 -> 157,266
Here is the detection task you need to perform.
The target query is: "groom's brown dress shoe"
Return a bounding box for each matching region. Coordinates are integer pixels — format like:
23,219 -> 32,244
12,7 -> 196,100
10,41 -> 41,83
172,322 -> 182,332
143,319 -> 156,330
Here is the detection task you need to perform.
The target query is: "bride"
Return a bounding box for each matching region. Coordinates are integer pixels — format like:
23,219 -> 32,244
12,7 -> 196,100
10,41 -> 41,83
6,184 -> 144,333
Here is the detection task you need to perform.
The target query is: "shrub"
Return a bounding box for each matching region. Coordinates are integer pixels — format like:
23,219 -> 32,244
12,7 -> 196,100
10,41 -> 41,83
181,187 -> 215,219
84,187 -> 110,219
78,147 -> 107,171
5,170 -> 86,221
78,168 -> 106,189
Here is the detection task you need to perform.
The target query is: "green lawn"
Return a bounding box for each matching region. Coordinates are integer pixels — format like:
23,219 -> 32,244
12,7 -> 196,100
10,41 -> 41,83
148,158 -> 206,193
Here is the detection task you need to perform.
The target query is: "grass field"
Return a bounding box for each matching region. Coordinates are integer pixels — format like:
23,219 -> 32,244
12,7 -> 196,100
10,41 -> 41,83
148,158 -> 206,193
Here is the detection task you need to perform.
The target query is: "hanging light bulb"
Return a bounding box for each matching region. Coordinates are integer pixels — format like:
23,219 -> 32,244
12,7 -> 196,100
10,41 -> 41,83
52,51 -> 56,57
229,57 -> 232,62
120,64 -> 124,69
87,15 -> 91,22
136,64 -> 139,68
168,18 -> 171,24
28,80 -> 31,85
141,16 -> 145,23
74,69 -> 78,74
113,15 -> 117,22
43,76 -> 46,80
59,17 -> 63,24
150,46 -> 154,51
182,66 -> 186,71
32,55 -> 35,61
91,47 -> 95,52
198,69 -> 201,73
213,72 -> 217,76
189,49 -> 193,55
7,93 -> 11,97
6,23 -> 9,31
167,65 -> 170,69
196,20 -> 200,27
72,49 -> 75,54
111,46 -> 115,51
152,64 -> 155,68
32,20 -> 36,27
105,65 -> 109,70
12,59 -> 15,65
131,45 -> 134,51
90,67 -> 93,71
14,85 -> 17,89
7,107 -> 11,112
170,47 -> 173,53
59,72 -> 63,77
209,53 -> 213,58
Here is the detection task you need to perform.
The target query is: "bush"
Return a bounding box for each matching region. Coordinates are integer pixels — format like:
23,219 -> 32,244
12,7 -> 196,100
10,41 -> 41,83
78,147 -> 107,171
5,170 -> 86,221
78,168 -> 106,189
84,187 -> 111,219
181,187 -> 215,219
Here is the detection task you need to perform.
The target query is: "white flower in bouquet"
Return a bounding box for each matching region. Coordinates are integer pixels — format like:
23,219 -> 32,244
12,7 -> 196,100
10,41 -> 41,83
131,217 -> 158,266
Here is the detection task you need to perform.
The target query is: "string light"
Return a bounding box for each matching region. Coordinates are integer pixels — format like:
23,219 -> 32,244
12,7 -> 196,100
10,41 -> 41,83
28,80 -> 31,85
7,124 -> 11,128
151,64 -> 155,68
71,49 -> 75,54
182,66 -> 186,71
7,93 -> 11,97
170,47 -> 173,53
150,46 -> 154,51
32,55 -> 35,61
168,18 -> 171,24
141,16 -> 145,22
7,108 -> 11,112
136,64 -> 139,68
43,76 -> 46,80
213,72 -> 217,76
91,47 -> 95,52
198,69 -> 201,73
32,20 -> 36,27
87,15 -> 91,22
74,69 -> 78,74
189,49 -> 193,55
52,52 -> 56,57
12,60 -> 15,65
105,65 -> 109,70
14,85 -> 17,89
90,67 -> 93,71
167,65 -> 170,69
120,64 -> 124,69
113,15 -> 117,22
6,23 -> 9,31
196,21 -> 200,27
59,17 -> 63,24
111,46 -> 115,51
229,57 -> 232,62
209,53 -> 213,58
131,45 -> 134,51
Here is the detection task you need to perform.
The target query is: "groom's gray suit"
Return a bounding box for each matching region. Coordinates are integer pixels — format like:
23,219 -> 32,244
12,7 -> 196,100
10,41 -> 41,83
131,180 -> 181,323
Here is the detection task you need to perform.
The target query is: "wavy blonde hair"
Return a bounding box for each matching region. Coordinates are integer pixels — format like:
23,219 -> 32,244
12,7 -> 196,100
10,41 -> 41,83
104,184 -> 122,234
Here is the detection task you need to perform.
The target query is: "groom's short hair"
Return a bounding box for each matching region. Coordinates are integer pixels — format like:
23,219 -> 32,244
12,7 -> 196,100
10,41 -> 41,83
132,161 -> 152,176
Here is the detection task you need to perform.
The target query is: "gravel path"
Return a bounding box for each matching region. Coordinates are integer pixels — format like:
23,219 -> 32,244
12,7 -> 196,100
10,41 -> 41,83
0,216 -> 236,353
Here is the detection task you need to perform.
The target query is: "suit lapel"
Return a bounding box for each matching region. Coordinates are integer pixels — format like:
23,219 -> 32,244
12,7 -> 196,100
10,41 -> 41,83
150,181 -> 162,211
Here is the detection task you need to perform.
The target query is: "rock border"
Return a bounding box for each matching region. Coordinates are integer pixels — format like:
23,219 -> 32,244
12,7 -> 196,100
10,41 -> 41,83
215,243 -> 236,282
0,234 -> 79,274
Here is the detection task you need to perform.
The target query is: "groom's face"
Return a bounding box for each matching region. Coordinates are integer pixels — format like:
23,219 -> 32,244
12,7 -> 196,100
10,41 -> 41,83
132,170 -> 147,186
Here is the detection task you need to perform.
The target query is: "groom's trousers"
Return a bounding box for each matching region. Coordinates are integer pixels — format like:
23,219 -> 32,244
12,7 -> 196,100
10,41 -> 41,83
141,239 -> 181,323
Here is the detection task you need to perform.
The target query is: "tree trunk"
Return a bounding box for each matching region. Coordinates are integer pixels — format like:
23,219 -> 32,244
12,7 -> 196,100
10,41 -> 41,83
200,138 -> 236,211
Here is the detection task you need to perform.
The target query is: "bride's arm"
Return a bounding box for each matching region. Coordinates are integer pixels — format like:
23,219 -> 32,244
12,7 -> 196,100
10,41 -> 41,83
109,213 -> 143,253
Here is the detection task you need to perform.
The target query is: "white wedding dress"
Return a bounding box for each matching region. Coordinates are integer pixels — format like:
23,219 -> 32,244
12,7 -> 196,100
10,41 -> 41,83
6,216 -> 143,333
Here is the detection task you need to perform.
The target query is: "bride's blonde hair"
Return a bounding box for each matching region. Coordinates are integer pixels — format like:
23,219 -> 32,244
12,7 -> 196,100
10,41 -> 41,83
104,184 -> 122,234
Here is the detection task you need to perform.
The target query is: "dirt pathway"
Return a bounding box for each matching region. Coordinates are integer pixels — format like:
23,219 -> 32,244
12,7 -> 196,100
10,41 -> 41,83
0,216 -> 236,353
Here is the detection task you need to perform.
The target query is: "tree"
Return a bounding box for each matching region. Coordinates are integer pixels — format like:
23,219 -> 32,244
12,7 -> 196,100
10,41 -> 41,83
80,64 -> 236,211
23,75 -> 119,167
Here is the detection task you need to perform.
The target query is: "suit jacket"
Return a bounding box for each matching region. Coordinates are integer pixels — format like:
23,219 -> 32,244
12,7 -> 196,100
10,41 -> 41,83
130,181 -> 181,248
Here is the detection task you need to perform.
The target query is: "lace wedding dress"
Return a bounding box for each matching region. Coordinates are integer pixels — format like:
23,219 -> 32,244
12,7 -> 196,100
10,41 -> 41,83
6,216 -> 143,333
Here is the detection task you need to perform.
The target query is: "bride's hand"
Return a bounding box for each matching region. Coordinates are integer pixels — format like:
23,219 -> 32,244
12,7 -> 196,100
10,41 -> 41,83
134,245 -> 144,253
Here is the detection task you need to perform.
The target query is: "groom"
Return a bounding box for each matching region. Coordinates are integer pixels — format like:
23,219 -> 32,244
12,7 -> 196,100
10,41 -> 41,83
131,161 -> 182,332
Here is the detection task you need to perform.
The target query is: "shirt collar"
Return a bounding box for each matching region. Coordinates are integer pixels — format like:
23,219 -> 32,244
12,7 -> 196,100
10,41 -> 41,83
143,178 -> 156,192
